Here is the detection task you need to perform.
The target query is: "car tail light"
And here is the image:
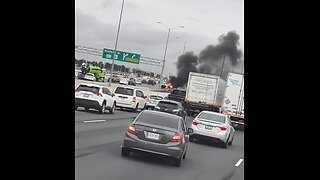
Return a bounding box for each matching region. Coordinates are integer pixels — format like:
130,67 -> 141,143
132,97 -> 136,102
95,93 -> 102,97
218,126 -> 228,131
192,119 -> 201,125
170,132 -> 183,142
127,124 -> 137,135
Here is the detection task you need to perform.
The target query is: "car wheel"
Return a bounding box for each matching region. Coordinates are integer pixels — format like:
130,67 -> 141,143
109,103 -> 115,114
223,135 -> 230,149
228,134 -> 234,146
133,104 -> 139,112
99,102 -> 106,114
173,156 -> 182,167
75,106 -> 78,110
121,147 -> 130,157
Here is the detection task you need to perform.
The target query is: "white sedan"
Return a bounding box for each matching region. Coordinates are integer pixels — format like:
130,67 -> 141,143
188,111 -> 235,148
119,78 -> 129,85
84,73 -> 96,81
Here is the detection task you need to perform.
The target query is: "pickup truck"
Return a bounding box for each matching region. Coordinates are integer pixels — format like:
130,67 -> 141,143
230,114 -> 244,130
167,89 -> 186,103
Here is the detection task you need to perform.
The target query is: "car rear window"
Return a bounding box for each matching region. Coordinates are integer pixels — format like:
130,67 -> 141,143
150,95 -> 163,100
197,112 -> 225,123
76,85 -> 100,94
157,101 -> 178,110
115,87 -> 134,96
136,112 -> 179,129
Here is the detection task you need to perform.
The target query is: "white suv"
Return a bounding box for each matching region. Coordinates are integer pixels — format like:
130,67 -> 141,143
113,86 -> 147,112
75,83 -> 116,114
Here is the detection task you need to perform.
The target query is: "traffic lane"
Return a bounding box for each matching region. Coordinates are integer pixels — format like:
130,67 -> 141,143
75,107 -> 138,122
75,113 -> 244,180
76,108 -> 139,156
76,133 -> 244,180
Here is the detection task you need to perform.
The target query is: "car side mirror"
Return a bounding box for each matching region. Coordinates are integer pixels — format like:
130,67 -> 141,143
187,128 -> 193,134
112,93 -> 115,97
144,96 -> 147,99
131,117 -> 136,121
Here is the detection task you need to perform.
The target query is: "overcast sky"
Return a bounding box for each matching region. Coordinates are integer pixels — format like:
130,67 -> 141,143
75,0 -> 244,76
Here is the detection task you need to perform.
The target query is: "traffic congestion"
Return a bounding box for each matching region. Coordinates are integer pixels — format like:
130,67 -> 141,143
75,0 -> 243,179
75,71 -> 244,179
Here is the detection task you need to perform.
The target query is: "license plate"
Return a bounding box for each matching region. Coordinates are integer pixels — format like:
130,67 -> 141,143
205,126 -> 213,130
147,132 -> 159,140
83,94 -> 89,98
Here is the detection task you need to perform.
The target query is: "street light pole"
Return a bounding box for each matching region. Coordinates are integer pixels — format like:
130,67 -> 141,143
183,41 -> 186,55
109,0 -> 125,87
159,28 -> 171,88
157,22 -> 184,89
220,54 -> 226,77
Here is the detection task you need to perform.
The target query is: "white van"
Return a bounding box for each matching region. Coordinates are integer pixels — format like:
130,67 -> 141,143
113,86 -> 147,112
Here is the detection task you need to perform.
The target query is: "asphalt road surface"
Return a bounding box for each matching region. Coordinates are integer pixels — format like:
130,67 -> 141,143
75,108 -> 244,180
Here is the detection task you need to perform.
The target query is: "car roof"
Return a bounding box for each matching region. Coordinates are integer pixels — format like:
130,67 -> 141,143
79,83 -> 103,88
141,110 -> 182,119
158,99 -> 181,104
199,110 -> 226,117
115,86 -> 141,91
149,94 -> 164,97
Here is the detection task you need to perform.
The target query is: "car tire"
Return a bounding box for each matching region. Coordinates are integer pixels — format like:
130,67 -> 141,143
133,104 -> 139,112
223,135 -> 230,149
228,134 -> 234,146
173,156 -> 182,167
182,151 -> 186,159
99,102 -> 106,114
109,103 -> 115,114
121,147 -> 130,157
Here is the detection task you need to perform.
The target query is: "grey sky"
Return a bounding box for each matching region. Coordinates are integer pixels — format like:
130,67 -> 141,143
75,0 -> 244,76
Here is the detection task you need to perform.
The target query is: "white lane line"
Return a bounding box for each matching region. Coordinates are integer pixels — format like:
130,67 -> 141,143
235,159 -> 244,167
83,120 -> 106,123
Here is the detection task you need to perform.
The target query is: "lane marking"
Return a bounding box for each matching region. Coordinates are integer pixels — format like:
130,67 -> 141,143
83,120 -> 106,123
235,158 -> 244,167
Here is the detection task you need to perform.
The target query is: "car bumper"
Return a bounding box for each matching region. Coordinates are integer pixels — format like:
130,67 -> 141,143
116,102 -> 135,109
75,98 -> 101,109
189,125 -> 228,143
122,133 -> 183,159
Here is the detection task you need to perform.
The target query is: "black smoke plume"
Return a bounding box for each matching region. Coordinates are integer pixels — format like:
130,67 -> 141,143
168,31 -> 242,88
169,52 -> 198,88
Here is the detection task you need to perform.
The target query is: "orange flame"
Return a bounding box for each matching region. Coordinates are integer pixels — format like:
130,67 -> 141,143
165,82 -> 173,89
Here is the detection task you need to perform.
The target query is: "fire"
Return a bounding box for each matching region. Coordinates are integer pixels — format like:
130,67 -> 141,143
165,82 -> 173,89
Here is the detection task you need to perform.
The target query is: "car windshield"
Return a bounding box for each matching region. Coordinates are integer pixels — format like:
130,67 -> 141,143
86,74 -> 94,76
76,85 -> 99,94
150,95 -> 163,100
157,101 -> 179,110
136,112 -> 179,129
115,87 -> 134,96
197,112 -> 225,123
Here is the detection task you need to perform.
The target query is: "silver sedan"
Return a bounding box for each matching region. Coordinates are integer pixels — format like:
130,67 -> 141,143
121,110 -> 190,167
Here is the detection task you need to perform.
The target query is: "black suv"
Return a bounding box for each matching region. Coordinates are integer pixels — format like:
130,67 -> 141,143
155,100 -> 187,120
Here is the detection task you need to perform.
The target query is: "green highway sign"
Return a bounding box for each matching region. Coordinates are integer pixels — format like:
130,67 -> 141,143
102,48 -> 140,64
